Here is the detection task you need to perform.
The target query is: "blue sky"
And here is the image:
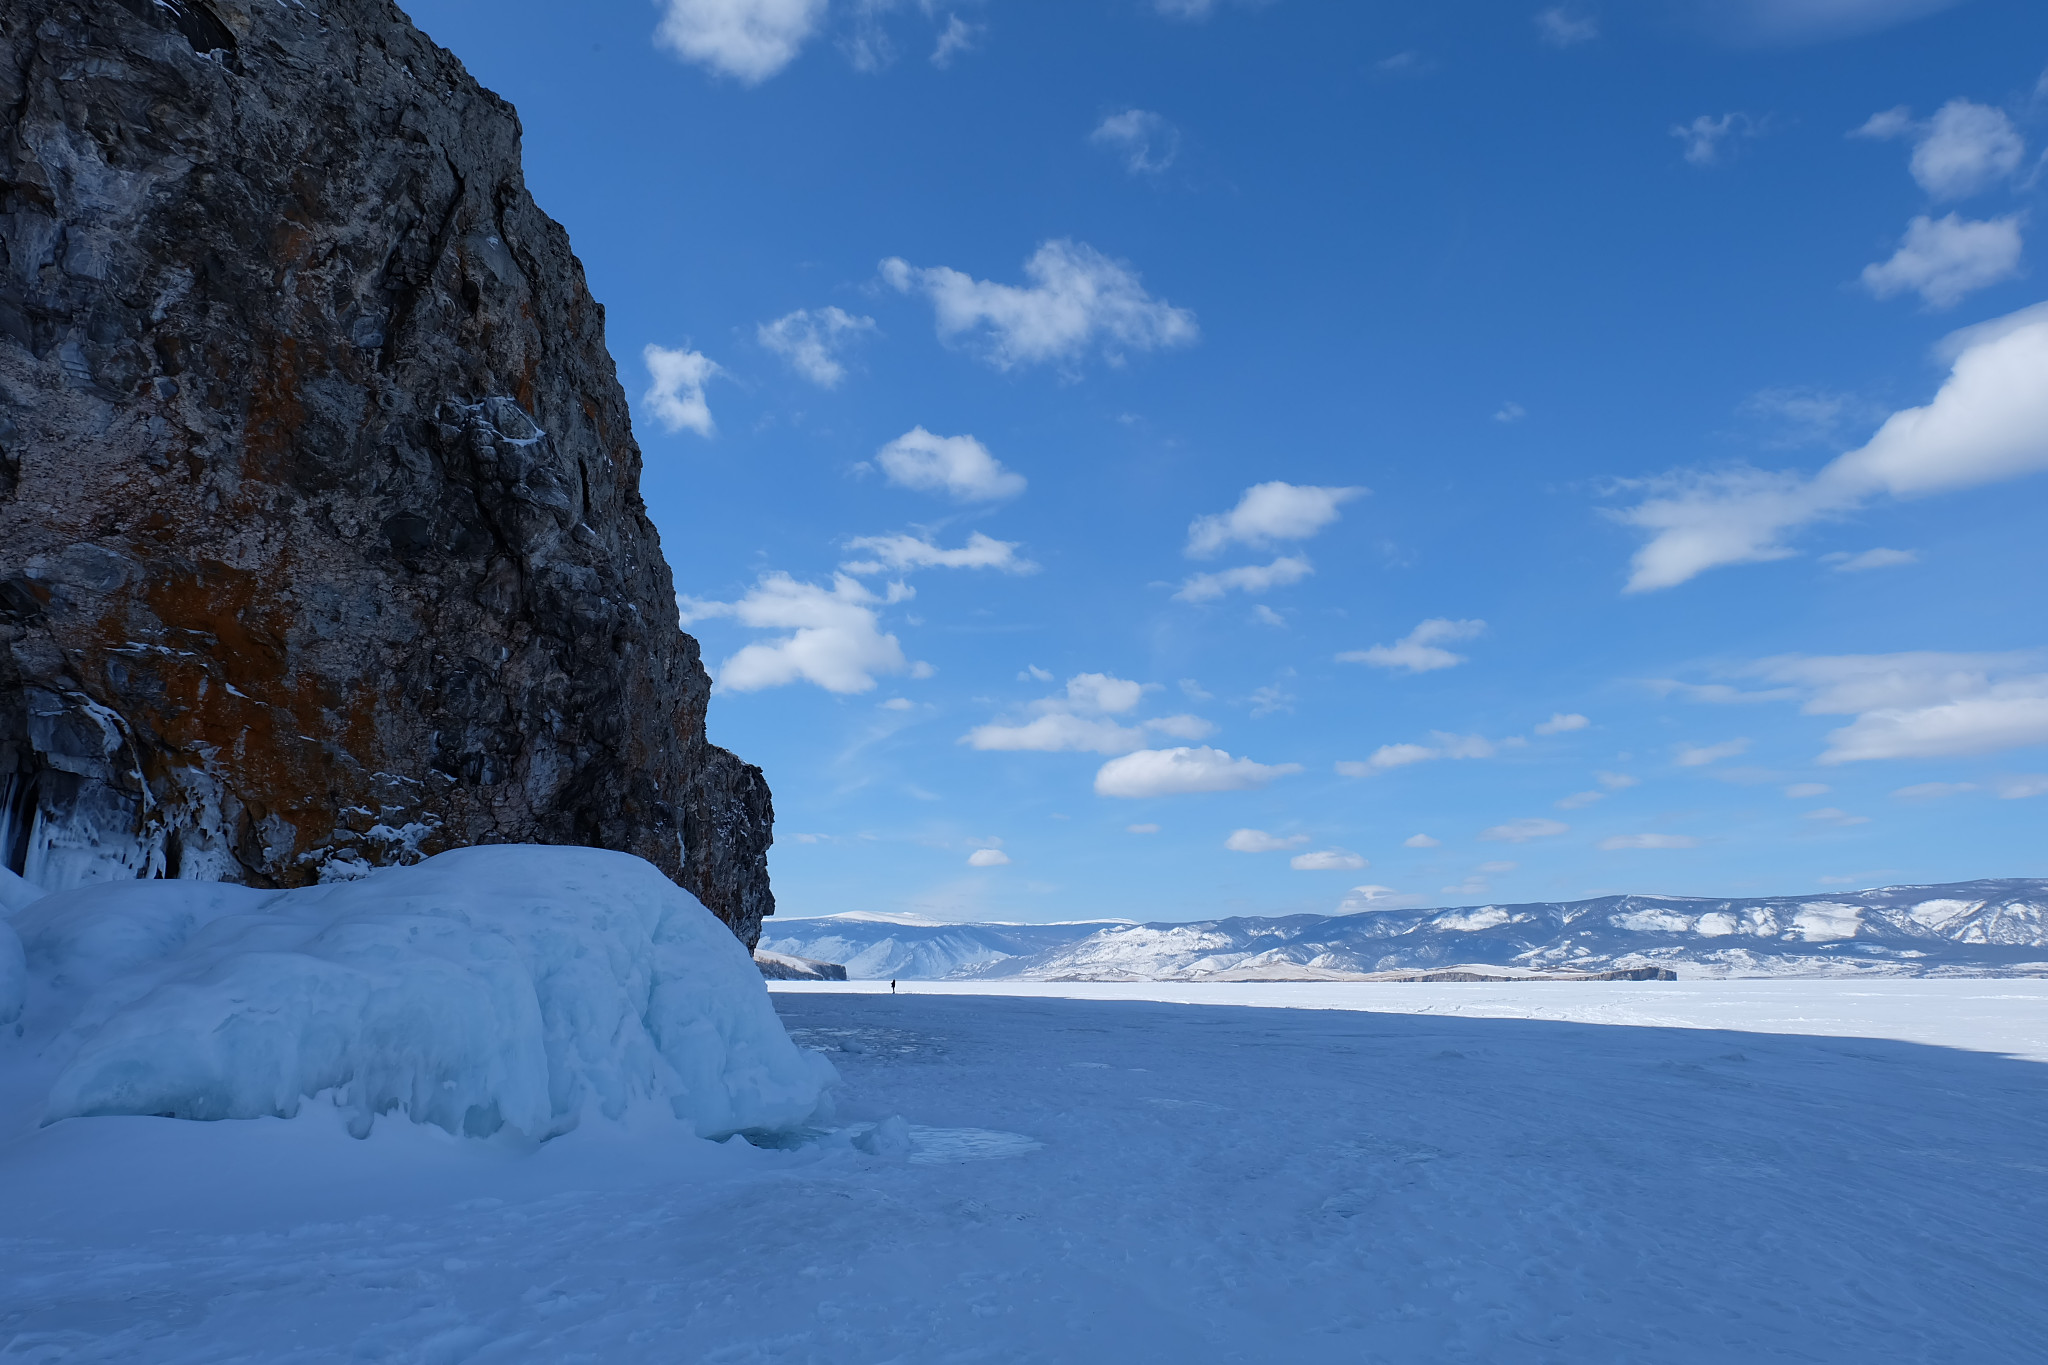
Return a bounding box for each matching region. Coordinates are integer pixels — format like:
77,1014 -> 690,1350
406,0 -> 2048,922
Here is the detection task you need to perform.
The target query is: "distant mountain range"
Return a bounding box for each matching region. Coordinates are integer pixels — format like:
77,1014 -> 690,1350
758,880 -> 2048,981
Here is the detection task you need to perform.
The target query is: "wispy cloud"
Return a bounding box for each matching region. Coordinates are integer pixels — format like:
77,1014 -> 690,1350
1611,302 -> 2048,590
841,531 -> 1037,575
1534,7 -> 1599,47
1338,619 -> 1486,673
1480,818 -> 1570,843
1671,112 -> 1765,166
758,307 -> 876,386
1090,110 -> 1181,175
1174,556 -> 1313,603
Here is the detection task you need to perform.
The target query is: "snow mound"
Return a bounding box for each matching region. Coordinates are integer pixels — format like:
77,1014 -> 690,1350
23,846 -> 834,1140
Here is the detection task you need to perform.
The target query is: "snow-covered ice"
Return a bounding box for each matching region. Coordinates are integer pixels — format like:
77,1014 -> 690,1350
7,846 -> 834,1141
2,971 -> 2044,1361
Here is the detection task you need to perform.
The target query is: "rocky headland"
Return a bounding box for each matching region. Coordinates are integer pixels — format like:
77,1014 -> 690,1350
0,0 -> 775,943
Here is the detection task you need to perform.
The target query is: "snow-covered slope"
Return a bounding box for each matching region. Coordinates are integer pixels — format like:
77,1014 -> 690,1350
762,879 -> 2048,980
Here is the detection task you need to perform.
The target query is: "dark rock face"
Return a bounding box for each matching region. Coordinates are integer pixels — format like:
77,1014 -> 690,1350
0,0 -> 776,943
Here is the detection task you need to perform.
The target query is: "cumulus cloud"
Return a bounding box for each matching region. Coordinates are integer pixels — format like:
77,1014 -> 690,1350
873,427 -> 1026,501
1744,651 -> 2048,763
1090,110 -> 1181,175
1403,834 -> 1441,848
1535,7 -> 1599,46
1672,113 -> 1763,166
1612,301 -> 2048,590
1292,849 -> 1368,871
1480,818 -> 1569,843
1855,100 -> 2027,199
1534,712 -> 1590,735
757,307 -> 877,386
841,531 -> 1037,575
642,345 -> 722,436
964,672 -> 1205,756
1174,556 -> 1313,603
1861,213 -> 2024,308
680,573 -> 918,693
1225,828 -> 1309,852
1338,618 -> 1486,673
1822,547 -> 1919,572
1337,732 -> 1497,776
1598,833 -> 1701,850
1094,747 -> 1302,798
1186,482 -> 1366,557
881,240 -> 1197,370
966,848 -> 1011,867
653,0 -> 827,83
1675,738 -> 1751,766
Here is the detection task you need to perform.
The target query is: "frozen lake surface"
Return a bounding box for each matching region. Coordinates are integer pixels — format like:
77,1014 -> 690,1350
4,979 -> 2045,1362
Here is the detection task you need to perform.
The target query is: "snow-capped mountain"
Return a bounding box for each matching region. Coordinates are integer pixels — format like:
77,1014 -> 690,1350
759,879 -> 2048,980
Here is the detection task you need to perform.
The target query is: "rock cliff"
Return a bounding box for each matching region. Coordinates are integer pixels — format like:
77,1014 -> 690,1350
0,0 -> 777,943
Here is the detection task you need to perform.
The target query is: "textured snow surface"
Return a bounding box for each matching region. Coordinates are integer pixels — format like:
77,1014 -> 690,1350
761,878 -> 2048,980
0,979 -> 2043,1362
5,846 -> 835,1140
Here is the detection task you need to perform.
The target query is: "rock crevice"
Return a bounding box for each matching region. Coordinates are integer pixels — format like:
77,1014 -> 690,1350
0,0 -> 776,943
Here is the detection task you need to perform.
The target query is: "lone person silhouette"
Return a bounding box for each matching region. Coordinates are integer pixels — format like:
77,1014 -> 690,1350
890,979 -> 897,993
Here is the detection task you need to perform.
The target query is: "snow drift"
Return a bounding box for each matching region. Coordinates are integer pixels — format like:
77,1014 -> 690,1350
8,846 -> 834,1139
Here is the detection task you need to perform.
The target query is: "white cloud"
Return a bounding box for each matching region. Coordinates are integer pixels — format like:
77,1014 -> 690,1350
1225,828 -> 1309,852
1803,806 -> 1871,826
1613,301 -> 2048,590
1174,556 -> 1313,603
964,712 -> 1146,755
1094,747 -> 1302,798
757,307 -> 876,386
1675,738 -> 1751,766
1403,834 -> 1441,848
1340,885 -> 1430,911
1785,782 -> 1832,797
1556,791 -> 1605,809
1338,618 -> 1486,673
1021,665 -> 1054,683
967,847 -> 1011,867
1822,547 -> 1919,572
1672,113 -> 1761,166
1336,732 -> 1497,776
1478,860 -> 1519,874
642,344 -> 722,436
653,0 -> 827,83
1480,818 -> 1569,843
1598,833 -> 1701,850
842,531 -> 1037,575
1252,604 -> 1287,627
1855,100 -> 2026,199
1090,110 -> 1181,175
1893,780 -> 1970,800
1147,713 -> 1218,740
679,573 -> 917,693
1596,771 -> 1640,789
881,240 -> 1197,371
1127,823 -> 1162,833
1494,401 -> 1527,423
1535,7 -> 1599,46
930,14 -> 978,67
1997,774 -> 2048,798
1292,850 -> 1368,871
1535,712 -> 1590,735
1898,775 -> 2048,800
1186,482 -> 1366,557
963,672 -> 1186,755
1152,0 -> 1271,18
873,427 -> 1026,502
1744,651 -> 2048,764
1743,386 -> 1863,447
1861,213 -> 2024,308
1248,683 -> 1294,718
1066,673 -> 1147,713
